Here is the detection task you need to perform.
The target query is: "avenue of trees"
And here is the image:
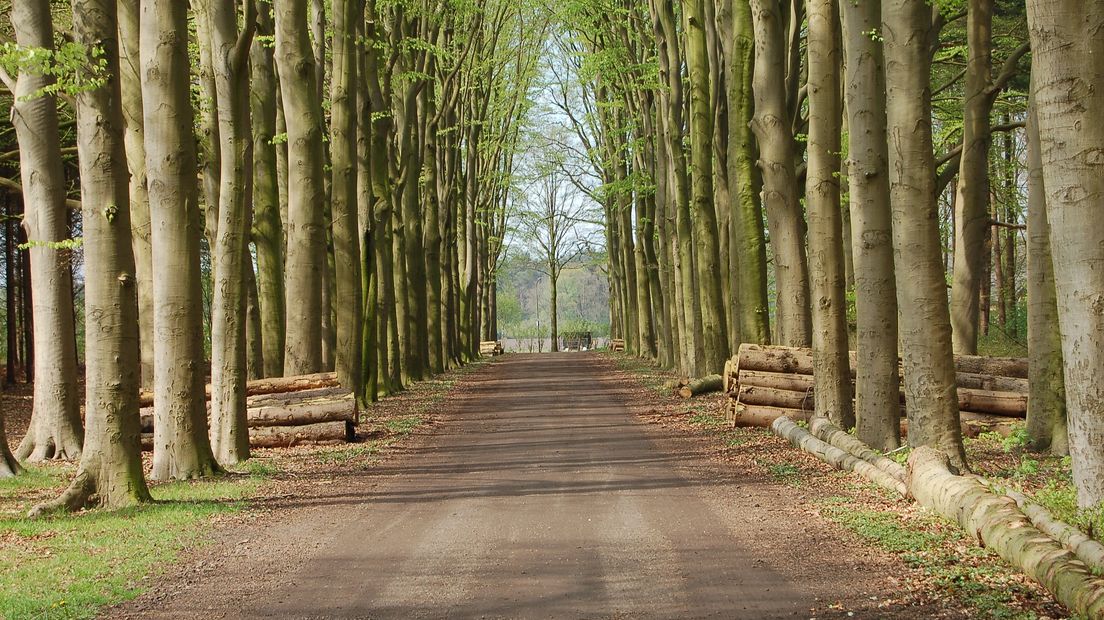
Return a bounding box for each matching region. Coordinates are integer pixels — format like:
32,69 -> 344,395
0,0 -> 544,508
0,0 -> 1102,521
549,0 -> 1104,510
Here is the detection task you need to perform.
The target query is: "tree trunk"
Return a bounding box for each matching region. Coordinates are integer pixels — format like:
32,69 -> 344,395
331,0 -> 363,394
749,0 -> 811,347
684,0 -> 728,373
33,0 -> 152,513
726,0 -> 771,345
0,410 -> 20,477
274,0 -> 325,375
250,2 -> 285,378
142,0 -> 222,480
1026,0 -> 1104,507
806,0 -> 853,429
841,0 -> 900,451
883,0 -> 967,469
118,0 -> 155,390
11,0 -> 84,462
949,0 -> 993,355
1025,84 -> 1067,455
205,0 -> 257,465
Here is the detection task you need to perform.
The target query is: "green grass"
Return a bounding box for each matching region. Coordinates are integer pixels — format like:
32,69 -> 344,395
687,410 -> 727,429
822,498 -> 1038,619
383,415 -> 423,436
0,467 -> 261,620
764,462 -> 801,484
316,442 -> 385,466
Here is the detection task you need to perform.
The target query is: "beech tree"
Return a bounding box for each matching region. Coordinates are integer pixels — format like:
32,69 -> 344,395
33,0 -> 152,513
142,0 -> 221,480
1026,0 -> 1104,507
11,0 -> 83,462
883,0 -> 967,468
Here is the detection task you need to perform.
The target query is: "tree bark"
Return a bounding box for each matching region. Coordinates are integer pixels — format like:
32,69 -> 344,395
683,0 -> 728,373
118,0 -> 155,390
949,0 -> 993,355
331,0 -> 363,394
883,0 -> 967,469
274,0 -> 325,375
142,0 -> 222,480
1024,83 -> 1067,455
205,0 -> 257,465
841,0 -> 900,451
749,0 -> 810,347
250,2 -> 285,378
1026,0 -> 1104,507
11,0 -> 84,462
33,0 -> 153,513
806,0 -> 853,429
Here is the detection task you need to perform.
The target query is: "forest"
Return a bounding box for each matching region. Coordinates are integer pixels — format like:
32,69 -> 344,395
0,0 -> 1103,616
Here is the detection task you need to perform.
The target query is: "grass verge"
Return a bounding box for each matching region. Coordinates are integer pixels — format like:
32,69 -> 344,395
0,466 -> 263,620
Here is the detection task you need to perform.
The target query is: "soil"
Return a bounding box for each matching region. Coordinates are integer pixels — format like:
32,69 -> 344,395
104,352 -> 959,619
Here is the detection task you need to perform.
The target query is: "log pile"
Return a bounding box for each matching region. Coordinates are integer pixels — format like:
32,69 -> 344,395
610,338 -> 626,352
479,340 -> 505,356
139,378 -> 356,450
724,344 -> 1028,436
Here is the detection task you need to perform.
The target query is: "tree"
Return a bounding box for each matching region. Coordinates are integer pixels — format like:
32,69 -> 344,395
11,0 -> 84,462
1024,82 -> 1066,456
805,0 -> 852,428
142,0 -> 221,480
203,0 -> 258,465
883,0 -> 967,468
516,166 -> 598,352
841,0 -> 899,450
749,0 -> 810,347
274,0 -> 325,375
683,0 -> 728,373
33,0 -> 152,513
1026,0 -> 1104,507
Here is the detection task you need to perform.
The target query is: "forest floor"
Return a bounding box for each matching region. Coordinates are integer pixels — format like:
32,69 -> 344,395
0,352 -> 1077,619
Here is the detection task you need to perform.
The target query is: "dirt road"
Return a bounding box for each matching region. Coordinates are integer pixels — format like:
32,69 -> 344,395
116,354 -> 910,619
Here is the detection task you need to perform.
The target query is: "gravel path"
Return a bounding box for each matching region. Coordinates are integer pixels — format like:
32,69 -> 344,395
113,353 -> 914,619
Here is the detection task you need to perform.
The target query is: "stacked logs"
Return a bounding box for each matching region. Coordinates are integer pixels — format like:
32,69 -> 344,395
479,340 -> 505,356
724,344 -> 1028,436
139,373 -> 356,450
610,338 -> 626,352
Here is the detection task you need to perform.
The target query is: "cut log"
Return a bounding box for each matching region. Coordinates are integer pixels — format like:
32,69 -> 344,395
958,412 -> 1020,438
731,404 -> 812,427
679,375 -> 723,398
907,447 -> 1104,618
771,416 -> 907,495
957,388 -> 1026,417
249,399 -> 356,428
138,371 -> 340,407
249,421 -> 351,447
245,386 -> 351,408
737,384 -> 814,410
736,343 -> 816,375
610,338 -> 626,352
953,354 -> 1029,379
738,369 -> 816,393
809,417 -> 907,483
723,356 -> 740,392
955,372 -> 1028,394
141,420 -> 351,451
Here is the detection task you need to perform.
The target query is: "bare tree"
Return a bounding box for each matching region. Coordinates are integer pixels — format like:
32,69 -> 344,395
515,166 -> 600,352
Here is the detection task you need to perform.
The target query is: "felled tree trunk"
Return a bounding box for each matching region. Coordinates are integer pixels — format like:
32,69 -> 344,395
771,416 -> 907,495
679,375 -> 723,398
138,371 -> 339,407
809,417 -> 906,482
908,447 -> 1104,618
